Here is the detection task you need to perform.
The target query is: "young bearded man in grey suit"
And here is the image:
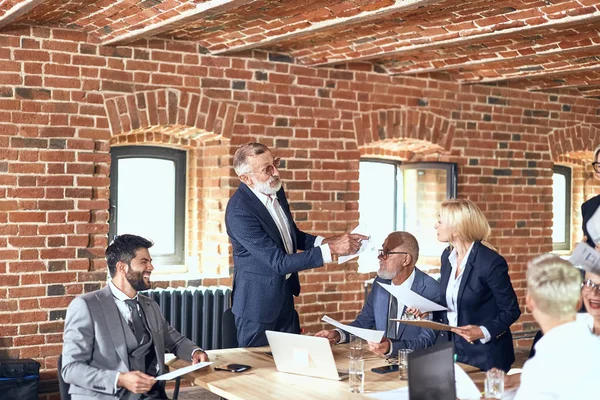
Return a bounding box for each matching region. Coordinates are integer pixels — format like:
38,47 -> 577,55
316,231 -> 440,356
61,234 -> 209,399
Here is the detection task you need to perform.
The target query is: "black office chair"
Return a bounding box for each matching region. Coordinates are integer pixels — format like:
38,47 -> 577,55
222,308 -> 238,349
57,355 -> 71,400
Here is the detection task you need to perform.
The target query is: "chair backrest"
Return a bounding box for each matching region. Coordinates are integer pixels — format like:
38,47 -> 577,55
57,355 -> 71,400
221,308 -> 238,349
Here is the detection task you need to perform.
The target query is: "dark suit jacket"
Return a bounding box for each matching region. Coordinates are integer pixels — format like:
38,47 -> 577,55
582,194 -> 600,248
349,269 -> 440,355
62,286 -> 199,399
438,241 -> 520,372
225,183 -> 324,324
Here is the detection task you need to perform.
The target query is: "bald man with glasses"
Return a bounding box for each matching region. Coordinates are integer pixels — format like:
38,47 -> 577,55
316,231 -> 440,356
225,143 -> 367,347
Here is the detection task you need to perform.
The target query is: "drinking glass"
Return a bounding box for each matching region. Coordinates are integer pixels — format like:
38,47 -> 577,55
349,334 -> 363,360
398,349 -> 413,380
484,368 -> 504,399
349,358 -> 364,393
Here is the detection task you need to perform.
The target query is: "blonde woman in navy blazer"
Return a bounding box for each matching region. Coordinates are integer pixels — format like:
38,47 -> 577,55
435,199 -> 520,372
582,144 -> 600,249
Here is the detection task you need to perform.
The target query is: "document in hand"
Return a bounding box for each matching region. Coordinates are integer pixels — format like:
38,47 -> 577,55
155,362 -> 212,381
338,224 -> 374,265
569,241 -> 600,274
377,282 -> 448,312
321,315 -> 384,343
390,319 -> 453,331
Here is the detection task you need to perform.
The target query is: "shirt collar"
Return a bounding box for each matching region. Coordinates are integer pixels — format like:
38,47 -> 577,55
248,185 -> 272,206
108,280 -> 137,301
448,242 -> 475,270
391,267 -> 416,289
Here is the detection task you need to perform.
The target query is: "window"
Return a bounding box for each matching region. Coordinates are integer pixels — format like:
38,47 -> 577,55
552,165 -> 571,251
358,160 -> 457,272
109,146 -> 186,267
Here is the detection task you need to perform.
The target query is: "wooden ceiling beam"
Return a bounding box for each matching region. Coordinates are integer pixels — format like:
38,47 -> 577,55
103,0 -> 253,46
212,0 -> 440,55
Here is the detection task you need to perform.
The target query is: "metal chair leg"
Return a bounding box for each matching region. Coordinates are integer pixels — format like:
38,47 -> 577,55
172,377 -> 181,400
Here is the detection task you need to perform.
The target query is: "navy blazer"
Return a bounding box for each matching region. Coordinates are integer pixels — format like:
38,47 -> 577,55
349,269 -> 440,355
438,241 -> 520,372
225,183 -> 324,324
582,194 -> 600,248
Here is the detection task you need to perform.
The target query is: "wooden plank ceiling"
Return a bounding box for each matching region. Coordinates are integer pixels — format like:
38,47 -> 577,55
1,0 -> 599,97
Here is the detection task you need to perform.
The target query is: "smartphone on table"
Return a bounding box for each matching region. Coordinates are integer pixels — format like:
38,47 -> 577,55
371,364 -> 399,374
214,363 -> 252,373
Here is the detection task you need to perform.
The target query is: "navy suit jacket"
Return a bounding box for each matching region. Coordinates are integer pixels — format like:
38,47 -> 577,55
582,194 -> 600,248
438,241 -> 520,372
225,183 -> 324,324
349,269 -> 440,355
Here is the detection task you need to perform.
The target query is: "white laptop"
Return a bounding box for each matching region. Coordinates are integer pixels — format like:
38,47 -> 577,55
265,330 -> 349,380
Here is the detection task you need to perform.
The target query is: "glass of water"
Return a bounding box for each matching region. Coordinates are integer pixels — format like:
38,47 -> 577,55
349,358 -> 364,393
349,334 -> 363,359
484,368 -> 504,399
398,349 -> 413,380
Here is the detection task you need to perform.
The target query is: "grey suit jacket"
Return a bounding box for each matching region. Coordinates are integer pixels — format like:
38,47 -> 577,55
62,285 -> 200,399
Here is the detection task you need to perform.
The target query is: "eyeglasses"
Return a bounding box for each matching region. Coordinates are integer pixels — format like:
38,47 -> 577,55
254,158 -> 281,176
592,162 -> 600,173
377,249 -> 408,260
582,279 -> 600,294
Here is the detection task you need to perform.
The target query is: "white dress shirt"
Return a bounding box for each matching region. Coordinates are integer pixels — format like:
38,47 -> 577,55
514,320 -> 600,400
249,186 -> 332,278
445,243 -> 491,343
337,269 -> 416,346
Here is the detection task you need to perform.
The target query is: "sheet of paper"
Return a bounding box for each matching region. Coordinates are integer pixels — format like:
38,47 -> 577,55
454,364 -> 481,400
377,282 -> 448,312
390,319 -> 454,331
338,224 -> 374,264
587,206 -> 600,245
321,315 -> 384,343
366,386 -> 409,400
155,362 -> 212,381
569,241 -> 600,274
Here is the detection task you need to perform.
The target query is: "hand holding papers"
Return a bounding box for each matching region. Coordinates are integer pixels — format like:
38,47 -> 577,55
321,315 -> 384,343
155,361 -> 212,381
587,206 -> 600,245
569,241 -> 600,274
377,282 -> 448,312
338,224 -> 374,264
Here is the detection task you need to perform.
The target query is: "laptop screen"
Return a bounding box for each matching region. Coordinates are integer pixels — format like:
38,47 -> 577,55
408,341 -> 456,400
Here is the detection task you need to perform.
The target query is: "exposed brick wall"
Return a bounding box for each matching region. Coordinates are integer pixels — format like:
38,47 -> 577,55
1,24 -> 600,394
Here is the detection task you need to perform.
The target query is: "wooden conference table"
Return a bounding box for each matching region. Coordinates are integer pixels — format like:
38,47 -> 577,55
168,344 -> 485,400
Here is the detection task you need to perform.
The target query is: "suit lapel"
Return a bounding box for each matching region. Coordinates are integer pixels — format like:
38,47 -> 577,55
138,295 -> 164,370
439,251 -> 452,308
97,286 -> 129,368
456,242 -> 478,315
239,183 -> 287,250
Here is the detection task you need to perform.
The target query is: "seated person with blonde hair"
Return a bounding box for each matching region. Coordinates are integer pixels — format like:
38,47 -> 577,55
514,254 -> 600,400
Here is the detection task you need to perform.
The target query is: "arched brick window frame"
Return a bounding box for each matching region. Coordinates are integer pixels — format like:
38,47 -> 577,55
103,89 -> 238,277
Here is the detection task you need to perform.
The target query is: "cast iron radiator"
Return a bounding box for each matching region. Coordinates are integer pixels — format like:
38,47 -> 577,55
140,286 -> 232,350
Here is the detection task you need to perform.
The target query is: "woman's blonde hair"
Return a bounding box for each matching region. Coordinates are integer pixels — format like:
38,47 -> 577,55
440,198 -> 491,245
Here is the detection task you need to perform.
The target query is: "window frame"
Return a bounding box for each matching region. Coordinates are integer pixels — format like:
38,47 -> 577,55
109,145 -> 187,266
358,159 -> 457,257
552,165 -> 572,252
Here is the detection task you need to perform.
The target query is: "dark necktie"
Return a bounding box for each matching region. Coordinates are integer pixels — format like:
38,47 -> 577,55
125,299 -> 145,344
386,296 -> 398,339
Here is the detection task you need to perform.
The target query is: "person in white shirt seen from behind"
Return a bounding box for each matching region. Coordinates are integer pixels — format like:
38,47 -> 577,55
513,254 -> 600,400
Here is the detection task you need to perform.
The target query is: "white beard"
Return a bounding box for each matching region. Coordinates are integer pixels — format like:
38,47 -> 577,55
377,268 -> 398,280
254,177 -> 282,195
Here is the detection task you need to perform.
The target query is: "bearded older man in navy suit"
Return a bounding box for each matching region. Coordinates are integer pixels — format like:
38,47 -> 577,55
316,231 -> 440,356
225,143 -> 367,347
